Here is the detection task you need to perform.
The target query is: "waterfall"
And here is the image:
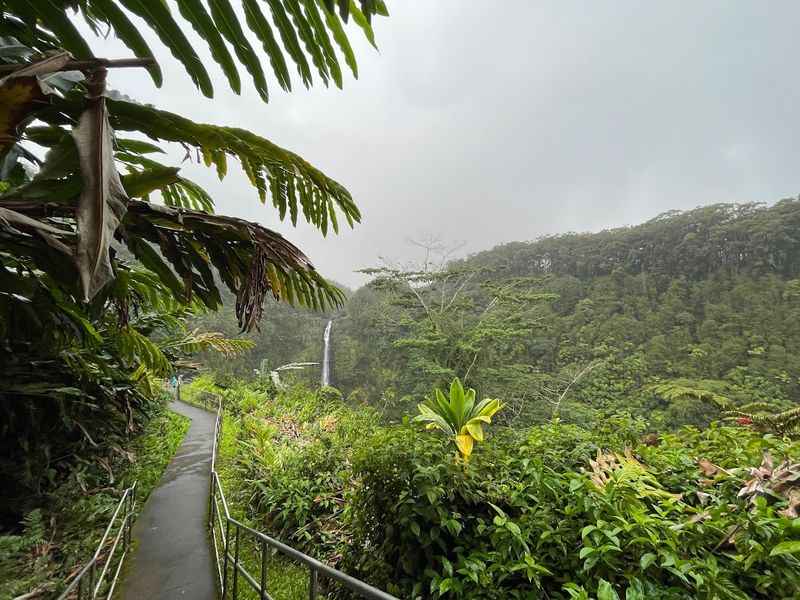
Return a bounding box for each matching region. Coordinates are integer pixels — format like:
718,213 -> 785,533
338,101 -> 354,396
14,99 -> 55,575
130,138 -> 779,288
321,319 -> 333,386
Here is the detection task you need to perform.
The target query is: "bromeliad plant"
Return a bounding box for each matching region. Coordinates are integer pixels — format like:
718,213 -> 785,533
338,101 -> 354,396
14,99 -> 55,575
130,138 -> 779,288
414,378 -> 504,459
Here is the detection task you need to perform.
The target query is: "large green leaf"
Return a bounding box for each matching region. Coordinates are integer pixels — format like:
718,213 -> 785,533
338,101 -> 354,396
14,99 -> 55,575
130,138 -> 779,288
449,377 -> 466,424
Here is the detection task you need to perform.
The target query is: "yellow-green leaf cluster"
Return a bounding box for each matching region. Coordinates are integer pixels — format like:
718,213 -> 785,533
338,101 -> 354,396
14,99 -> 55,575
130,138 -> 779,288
414,377 -> 504,459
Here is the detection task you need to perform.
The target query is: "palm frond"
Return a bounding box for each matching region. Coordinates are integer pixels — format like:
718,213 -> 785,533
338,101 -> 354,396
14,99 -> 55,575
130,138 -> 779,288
5,0 -> 388,96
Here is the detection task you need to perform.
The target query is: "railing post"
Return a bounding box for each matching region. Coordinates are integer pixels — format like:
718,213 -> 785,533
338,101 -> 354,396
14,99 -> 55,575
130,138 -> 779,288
209,473 -> 214,528
260,539 -> 268,600
309,569 -> 318,600
222,519 -> 231,598
233,524 -> 241,599
126,490 -> 133,548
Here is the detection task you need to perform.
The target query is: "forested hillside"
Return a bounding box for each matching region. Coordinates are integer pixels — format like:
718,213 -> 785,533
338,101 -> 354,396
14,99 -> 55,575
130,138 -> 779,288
194,199 -> 800,429
180,199 -> 800,598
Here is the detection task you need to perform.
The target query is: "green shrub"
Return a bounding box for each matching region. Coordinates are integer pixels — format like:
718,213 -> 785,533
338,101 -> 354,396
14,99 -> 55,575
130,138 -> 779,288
0,405 -> 189,598
222,383 -> 378,563
344,423 -> 800,599
209,380 -> 800,600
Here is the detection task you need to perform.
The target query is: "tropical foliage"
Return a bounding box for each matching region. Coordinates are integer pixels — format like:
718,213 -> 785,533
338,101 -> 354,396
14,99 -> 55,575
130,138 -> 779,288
414,378 -> 504,459
0,404 -> 189,598
193,200 -> 800,432
189,377 -> 800,600
182,199 -> 800,597
4,0 -> 386,99
0,0 -> 386,578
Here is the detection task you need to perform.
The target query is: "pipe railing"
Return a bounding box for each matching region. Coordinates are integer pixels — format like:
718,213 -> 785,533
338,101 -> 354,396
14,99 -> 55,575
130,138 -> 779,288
57,482 -> 137,600
207,399 -> 398,600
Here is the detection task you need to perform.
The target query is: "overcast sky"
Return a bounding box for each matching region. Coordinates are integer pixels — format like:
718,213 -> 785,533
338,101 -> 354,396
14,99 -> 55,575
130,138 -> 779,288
88,1 -> 800,288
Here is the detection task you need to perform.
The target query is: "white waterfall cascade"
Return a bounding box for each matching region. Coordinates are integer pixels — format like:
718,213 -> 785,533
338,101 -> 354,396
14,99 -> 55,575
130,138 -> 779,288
321,319 -> 333,386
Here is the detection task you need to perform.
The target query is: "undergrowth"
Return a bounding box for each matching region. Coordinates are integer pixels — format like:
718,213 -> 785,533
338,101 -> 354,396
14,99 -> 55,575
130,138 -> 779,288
0,403 -> 189,599
187,375 -> 800,600
190,375 -> 369,599
214,415 -> 308,600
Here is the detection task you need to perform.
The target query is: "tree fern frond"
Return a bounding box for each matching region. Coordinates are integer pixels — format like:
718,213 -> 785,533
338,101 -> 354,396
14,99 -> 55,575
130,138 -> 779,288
207,0 -> 270,101
265,0 -> 314,87
284,0 -> 331,87
242,0 -> 292,91
116,0 -> 214,97
302,0 -> 345,88
725,405 -> 800,437
14,0 -> 386,99
85,0 -> 163,86
104,98 -> 361,230
123,200 -> 346,330
175,0 -> 241,94
162,330 -> 255,357
117,326 -> 172,375
648,381 -> 730,408
320,0 -> 358,78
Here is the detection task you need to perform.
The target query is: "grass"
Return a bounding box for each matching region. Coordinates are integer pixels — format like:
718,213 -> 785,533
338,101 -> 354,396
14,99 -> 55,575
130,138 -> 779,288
0,404 -> 190,599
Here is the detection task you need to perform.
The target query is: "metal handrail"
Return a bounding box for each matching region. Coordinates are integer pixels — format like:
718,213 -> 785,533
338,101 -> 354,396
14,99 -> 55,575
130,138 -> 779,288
207,399 -> 399,600
57,482 -> 137,600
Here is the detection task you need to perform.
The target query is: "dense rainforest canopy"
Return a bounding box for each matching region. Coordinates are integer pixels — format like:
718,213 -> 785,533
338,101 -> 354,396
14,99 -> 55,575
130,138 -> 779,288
183,199 -> 800,599
194,199 -> 800,430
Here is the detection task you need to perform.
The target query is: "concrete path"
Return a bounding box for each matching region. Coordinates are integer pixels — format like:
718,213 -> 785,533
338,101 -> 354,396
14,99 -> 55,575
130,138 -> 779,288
121,401 -> 218,599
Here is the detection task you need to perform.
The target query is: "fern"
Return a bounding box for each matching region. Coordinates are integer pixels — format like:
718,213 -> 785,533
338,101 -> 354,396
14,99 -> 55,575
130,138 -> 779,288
724,405 -> 800,438
116,326 -> 172,376
162,330 -> 255,357
648,380 -> 731,408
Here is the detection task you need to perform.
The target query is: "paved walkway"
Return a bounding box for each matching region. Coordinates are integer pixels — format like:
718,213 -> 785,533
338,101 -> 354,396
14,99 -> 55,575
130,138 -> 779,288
121,401 -> 218,599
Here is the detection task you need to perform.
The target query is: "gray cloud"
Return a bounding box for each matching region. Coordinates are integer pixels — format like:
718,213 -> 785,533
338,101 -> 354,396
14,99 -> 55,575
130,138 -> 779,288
88,1 -> 800,287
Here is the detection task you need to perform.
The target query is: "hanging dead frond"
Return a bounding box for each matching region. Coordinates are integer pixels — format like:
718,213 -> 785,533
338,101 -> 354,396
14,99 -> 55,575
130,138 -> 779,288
72,68 -> 128,300
237,243 -> 270,332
